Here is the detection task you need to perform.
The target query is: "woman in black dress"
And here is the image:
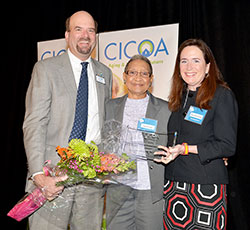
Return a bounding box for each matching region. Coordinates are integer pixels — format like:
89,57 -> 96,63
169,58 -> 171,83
155,39 -> 238,229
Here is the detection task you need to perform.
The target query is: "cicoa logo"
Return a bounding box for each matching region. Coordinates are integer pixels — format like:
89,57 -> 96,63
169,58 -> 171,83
104,38 -> 169,61
40,49 -> 66,60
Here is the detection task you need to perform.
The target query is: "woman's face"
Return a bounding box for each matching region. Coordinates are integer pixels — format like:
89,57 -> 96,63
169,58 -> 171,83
180,45 -> 210,91
123,59 -> 153,99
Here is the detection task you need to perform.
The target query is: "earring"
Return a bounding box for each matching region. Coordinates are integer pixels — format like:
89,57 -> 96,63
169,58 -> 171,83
205,73 -> 209,78
123,80 -> 126,84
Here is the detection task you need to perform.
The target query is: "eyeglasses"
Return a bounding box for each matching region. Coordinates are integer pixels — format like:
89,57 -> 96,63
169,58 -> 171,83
125,70 -> 151,78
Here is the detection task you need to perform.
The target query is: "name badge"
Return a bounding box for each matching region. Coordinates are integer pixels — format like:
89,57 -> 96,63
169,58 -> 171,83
137,118 -> 158,133
184,106 -> 208,125
96,74 -> 106,84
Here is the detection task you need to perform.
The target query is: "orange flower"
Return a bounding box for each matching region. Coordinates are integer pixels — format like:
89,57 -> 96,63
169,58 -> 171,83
56,146 -> 73,160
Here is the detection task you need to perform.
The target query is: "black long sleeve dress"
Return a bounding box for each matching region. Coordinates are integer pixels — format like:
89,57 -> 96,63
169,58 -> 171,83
163,86 -> 238,229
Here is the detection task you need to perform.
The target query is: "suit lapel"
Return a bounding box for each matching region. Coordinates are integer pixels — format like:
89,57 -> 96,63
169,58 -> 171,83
91,58 -> 106,129
144,93 -> 162,157
146,93 -> 161,122
58,53 -> 77,108
114,95 -> 128,123
91,58 -> 103,109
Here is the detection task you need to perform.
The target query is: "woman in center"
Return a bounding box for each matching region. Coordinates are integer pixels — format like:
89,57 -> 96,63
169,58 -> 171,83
105,54 -> 171,230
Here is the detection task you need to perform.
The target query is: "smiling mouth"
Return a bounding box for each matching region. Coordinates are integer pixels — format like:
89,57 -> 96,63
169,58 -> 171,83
78,38 -> 91,45
78,41 -> 89,46
185,72 -> 196,77
133,83 -> 144,87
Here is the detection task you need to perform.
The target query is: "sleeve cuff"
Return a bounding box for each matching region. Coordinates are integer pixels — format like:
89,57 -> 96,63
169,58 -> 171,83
29,171 -> 44,181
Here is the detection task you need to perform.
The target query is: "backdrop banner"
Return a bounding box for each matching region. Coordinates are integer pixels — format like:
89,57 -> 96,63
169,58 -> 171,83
37,38 -> 67,61
98,24 -> 179,100
37,24 -> 178,100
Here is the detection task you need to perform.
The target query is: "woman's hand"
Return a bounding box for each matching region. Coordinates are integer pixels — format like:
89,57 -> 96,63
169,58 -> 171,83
154,145 -> 172,164
223,158 -> 228,166
154,144 -> 184,164
154,144 -> 229,166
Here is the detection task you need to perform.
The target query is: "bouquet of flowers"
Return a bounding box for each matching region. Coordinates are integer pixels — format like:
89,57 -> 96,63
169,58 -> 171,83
7,138 -> 136,221
55,139 -> 136,186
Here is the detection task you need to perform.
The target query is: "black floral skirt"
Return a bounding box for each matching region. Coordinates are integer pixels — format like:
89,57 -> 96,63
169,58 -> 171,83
163,180 -> 227,230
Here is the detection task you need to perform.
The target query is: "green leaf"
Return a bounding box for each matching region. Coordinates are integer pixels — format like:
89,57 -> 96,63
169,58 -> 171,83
121,153 -> 129,160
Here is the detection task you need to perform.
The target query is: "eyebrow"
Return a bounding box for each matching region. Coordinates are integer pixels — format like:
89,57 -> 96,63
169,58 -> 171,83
180,57 -> 201,60
74,25 -> 95,30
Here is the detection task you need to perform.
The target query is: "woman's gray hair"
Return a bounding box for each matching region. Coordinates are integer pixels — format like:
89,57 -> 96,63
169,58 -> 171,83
124,54 -> 153,76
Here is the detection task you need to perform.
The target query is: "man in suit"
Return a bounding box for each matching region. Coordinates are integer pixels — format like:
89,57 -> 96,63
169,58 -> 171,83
23,11 -> 112,230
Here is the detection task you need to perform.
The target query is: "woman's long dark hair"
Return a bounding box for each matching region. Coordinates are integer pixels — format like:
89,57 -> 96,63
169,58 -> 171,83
168,38 -> 229,112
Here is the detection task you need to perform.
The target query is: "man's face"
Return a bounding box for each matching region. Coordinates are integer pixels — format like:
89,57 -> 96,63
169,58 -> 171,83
65,12 -> 96,61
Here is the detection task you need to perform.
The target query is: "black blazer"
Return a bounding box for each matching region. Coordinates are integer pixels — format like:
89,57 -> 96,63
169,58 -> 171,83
165,86 -> 238,184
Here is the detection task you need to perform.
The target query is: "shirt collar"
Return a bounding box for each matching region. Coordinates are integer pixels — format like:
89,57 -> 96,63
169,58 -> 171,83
67,49 -> 92,66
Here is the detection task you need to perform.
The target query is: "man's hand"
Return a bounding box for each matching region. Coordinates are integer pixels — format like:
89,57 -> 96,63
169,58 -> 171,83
33,174 -> 67,201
